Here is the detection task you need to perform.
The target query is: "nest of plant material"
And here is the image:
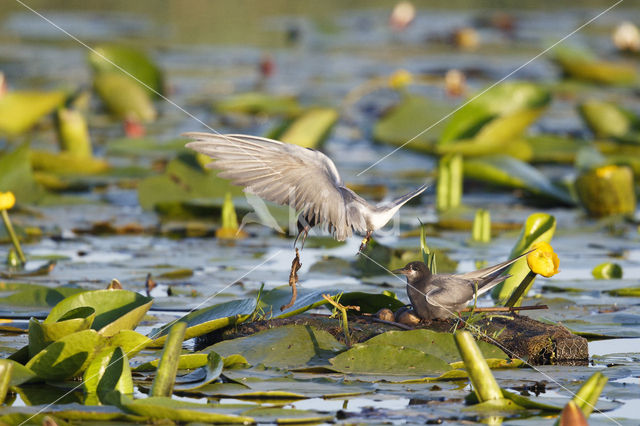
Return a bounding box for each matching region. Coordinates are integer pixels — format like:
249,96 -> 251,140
196,312 -> 587,366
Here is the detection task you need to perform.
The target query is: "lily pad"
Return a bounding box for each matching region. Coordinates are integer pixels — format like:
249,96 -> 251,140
215,92 -> 301,116
26,329 -> 103,380
89,44 -> 164,95
44,289 -> 152,336
0,286 -> 84,308
0,90 -> 66,135
149,298 -> 256,347
329,343 -> 451,375
0,143 -> 47,203
464,155 -> 574,204
121,396 -> 254,423
93,72 -> 156,122
362,330 -> 508,363
592,262 -> 623,279
204,325 -> 345,369
174,352 -> 224,391
137,155 -> 243,212
84,346 -> 133,405
275,107 -> 338,149
554,47 -> 636,85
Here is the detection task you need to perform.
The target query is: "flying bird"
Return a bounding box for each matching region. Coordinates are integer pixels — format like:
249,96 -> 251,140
185,132 -> 427,308
394,252 -> 529,321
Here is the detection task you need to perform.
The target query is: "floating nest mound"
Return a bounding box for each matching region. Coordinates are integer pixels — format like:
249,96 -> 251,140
199,312 -> 588,366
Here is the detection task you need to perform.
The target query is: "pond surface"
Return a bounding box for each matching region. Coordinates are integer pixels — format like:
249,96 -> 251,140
1,1 -> 640,424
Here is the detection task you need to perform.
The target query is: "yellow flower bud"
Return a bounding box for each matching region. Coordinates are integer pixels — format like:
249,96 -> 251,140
389,69 -> 413,90
0,192 -> 16,210
526,242 -> 559,278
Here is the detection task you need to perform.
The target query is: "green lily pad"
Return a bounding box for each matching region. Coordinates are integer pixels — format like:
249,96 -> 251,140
373,95 -> 446,151
84,346 -> 133,405
332,292 -> 405,314
89,44 -> 164,95
3,359 -> 37,386
0,90 -> 66,136
215,92 -> 301,116
121,396 -> 254,423
579,100 -> 638,139
29,313 -> 95,359
0,143 -> 47,204
149,298 -> 256,347
258,287 -> 336,318
329,343 -> 451,376
243,406 -> 333,424
105,137 -> 188,157
105,330 -> 152,356
30,150 -> 110,175
137,155 -> 243,212
174,352 -> 224,391
0,286 -> 84,308
363,330 -> 508,363
93,72 -> 156,122
464,155 -> 574,204
275,107 -> 338,149
134,353 -> 208,372
554,47 -> 637,85
205,325 -> 345,369
26,329 -> 103,380
592,262 -> 623,279
44,289 -> 152,336
607,287 -> 640,297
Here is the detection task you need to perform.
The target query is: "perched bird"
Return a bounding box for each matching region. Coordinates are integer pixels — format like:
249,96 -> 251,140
394,252 -> 529,321
185,132 -> 427,308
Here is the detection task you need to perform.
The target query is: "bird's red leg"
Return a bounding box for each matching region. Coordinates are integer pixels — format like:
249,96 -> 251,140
358,230 -> 373,254
281,248 -> 302,311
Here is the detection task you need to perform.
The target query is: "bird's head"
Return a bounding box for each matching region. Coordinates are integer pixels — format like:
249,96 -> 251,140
393,261 -> 430,282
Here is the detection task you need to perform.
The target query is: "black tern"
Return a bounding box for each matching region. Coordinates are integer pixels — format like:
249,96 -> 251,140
394,252 -> 529,321
185,132 -> 427,308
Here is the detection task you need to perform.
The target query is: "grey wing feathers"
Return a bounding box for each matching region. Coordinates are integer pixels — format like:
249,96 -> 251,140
183,132 -> 368,240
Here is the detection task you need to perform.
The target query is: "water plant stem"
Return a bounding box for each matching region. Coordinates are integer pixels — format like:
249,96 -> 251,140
151,321 -> 187,397
504,271 -> 537,307
454,330 -> 502,402
1,209 -> 26,264
322,294 -> 359,347
0,360 -> 13,404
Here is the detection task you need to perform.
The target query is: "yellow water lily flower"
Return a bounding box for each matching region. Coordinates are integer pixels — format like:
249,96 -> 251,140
389,69 -> 413,90
526,242 -> 559,278
0,191 -> 15,210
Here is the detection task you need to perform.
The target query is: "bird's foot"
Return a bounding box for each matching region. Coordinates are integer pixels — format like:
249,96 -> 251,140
281,248 -> 302,311
357,231 -> 372,254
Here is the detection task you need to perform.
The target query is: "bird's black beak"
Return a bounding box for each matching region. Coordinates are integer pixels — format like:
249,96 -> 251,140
392,267 -> 409,275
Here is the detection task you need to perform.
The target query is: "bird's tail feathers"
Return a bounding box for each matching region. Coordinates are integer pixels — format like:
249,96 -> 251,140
460,250 -> 533,281
386,183 -> 429,211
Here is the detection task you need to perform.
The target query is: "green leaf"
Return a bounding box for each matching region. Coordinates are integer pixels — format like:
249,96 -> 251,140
0,143 -> 47,204
134,353 -> 208,372
26,329 -> 103,380
137,155 -> 243,211
205,325 -> 345,369
105,330 -> 152,357
0,90 -> 66,135
215,92 -> 301,116
121,396 -> 254,423
2,359 -> 37,386
492,213 -> 556,304
151,321 -> 187,397
149,298 -> 256,347
44,289 -> 152,336
332,292 -> 406,314
592,262 -> 623,279
84,346 -> 133,405
464,155 -> 574,204
440,82 -> 551,144
363,330 -> 508,363
174,352 -> 224,391
89,44 -> 164,95
329,343 -> 451,375
29,313 -> 95,358
554,47 -> 637,85
373,95 -> 446,151
277,107 -> 338,149
93,72 -> 156,122
30,150 -> 110,175
579,100 -> 636,139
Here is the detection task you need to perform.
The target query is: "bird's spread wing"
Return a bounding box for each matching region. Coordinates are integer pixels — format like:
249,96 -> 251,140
184,132 -> 368,240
